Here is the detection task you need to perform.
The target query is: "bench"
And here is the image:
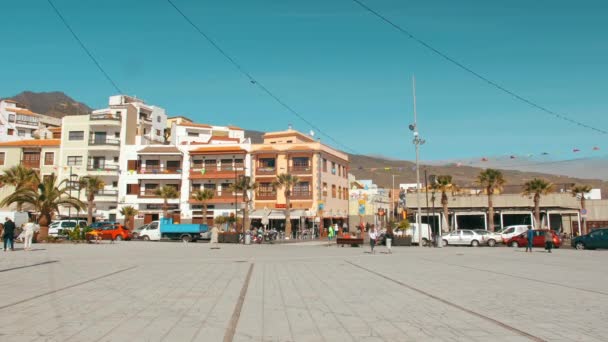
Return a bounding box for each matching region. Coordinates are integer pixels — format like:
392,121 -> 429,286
336,237 -> 364,247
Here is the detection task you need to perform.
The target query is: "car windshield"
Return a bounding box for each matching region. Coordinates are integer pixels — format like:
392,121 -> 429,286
474,230 -> 488,235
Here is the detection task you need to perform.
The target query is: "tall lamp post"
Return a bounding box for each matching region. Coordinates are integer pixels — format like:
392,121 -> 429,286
409,76 -> 425,247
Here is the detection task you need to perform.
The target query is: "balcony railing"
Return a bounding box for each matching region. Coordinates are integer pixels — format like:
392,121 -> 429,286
90,113 -> 121,121
15,120 -> 38,126
256,192 -> 277,200
20,160 -> 40,168
138,166 -> 182,174
94,189 -> 118,196
289,165 -> 312,174
89,138 -> 121,146
291,191 -> 312,200
139,189 -> 181,198
87,164 -> 119,172
190,164 -> 245,177
256,167 -> 276,175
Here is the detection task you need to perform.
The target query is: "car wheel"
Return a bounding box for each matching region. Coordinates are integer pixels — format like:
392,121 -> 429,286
487,239 -> 496,247
471,240 -> 479,247
442,239 -> 448,247
115,235 -> 122,241
575,242 -> 585,250
511,241 -> 519,248
142,235 -> 150,241
182,235 -> 192,243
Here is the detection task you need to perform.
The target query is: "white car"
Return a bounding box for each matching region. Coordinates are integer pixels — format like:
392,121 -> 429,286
500,225 -> 533,243
473,229 -> 502,247
441,229 -> 485,247
48,220 -> 87,237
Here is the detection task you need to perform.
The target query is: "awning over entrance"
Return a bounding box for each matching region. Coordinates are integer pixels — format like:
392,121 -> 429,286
249,209 -> 309,219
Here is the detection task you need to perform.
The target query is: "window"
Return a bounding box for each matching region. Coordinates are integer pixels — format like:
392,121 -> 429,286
331,162 -> 336,174
0,152 -> 4,165
259,158 -> 275,169
7,129 -> 14,136
145,160 -> 160,169
44,152 -> 54,165
115,132 -> 120,138
331,185 -> 337,198
155,129 -> 161,136
69,131 -> 84,140
112,181 -> 118,188
292,157 -> 310,169
204,159 -> 216,169
286,140 -> 293,143
323,182 -> 328,197
188,132 -> 198,137
167,160 -> 180,171
18,130 -> 25,137
67,156 -> 82,165
157,116 -> 161,123
322,158 -> 327,172
114,157 -> 119,163
463,230 -> 474,236
126,184 -> 138,195
8,114 -> 15,122
258,183 -> 275,197
293,182 -> 310,196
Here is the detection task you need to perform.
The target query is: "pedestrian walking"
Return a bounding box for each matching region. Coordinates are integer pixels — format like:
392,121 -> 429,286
385,225 -> 394,254
22,218 -> 39,251
369,225 -> 378,254
328,225 -> 335,241
525,226 -> 534,253
210,225 -> 220,249
544,230 -> 553,253
3,217 -> 16,251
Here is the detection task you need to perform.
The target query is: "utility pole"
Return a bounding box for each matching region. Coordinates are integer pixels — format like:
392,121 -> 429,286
391,174 -> 395,223
410,76 -> 425,247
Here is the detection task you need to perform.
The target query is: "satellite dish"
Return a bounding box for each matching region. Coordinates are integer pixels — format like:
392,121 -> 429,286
309,130 -> 315,137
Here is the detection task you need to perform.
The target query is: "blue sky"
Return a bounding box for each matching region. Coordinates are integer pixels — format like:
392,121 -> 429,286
2,0 -> 607,162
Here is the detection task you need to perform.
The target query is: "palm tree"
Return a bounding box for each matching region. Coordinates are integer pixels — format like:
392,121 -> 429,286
431,175 -> 457,232
477,169 -> 506,232
0,165 -> 38,211
230,176 -> 258,232
0,173 -> 84,241
571,184 -> 592,235
522,178 -> 554,229
119,206 -> 139,230
192,188 -> 215,225
79,176 -> 105,225
155,185 -> 179,218
273,173 -> 300,238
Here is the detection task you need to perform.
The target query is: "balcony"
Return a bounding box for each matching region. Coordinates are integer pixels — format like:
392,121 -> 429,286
20,159 -> 40,169
89,137 -> 121,146
93,189 -> 118,201
139,189 -> 181,198
15,120 -> 38,127
190,164 -> 245,179
291,191 -> 312,200
289,165 -> 312,175
90,113 -> 121,125
138,166 -> 182,175
189,190 -> 242,204
256,167 -> 276,176
256,192 -> 277,201
87,164 -> 119,172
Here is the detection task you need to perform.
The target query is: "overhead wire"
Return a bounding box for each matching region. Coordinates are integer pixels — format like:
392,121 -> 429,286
349,0 -> 607,135
165,0 -> 358,154
46,0 -> 123,94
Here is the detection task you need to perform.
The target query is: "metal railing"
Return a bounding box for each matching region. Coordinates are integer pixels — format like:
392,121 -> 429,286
289,165 -> 312,173
291,191 -> 312,199
87,164 -> 119,171
20,159 -> 40,168
256,167 -> 276,175
94,189 -> 118,196
138,166 -> 182,174
139,189 -> 181,197
89,137 -> 121,146
256,192 -> 277,200
90,113 -> 121,121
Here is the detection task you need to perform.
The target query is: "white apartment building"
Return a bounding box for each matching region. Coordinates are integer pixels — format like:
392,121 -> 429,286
0,99 -> 61,141
57,95 -> 168,221
119,122 -> 251,225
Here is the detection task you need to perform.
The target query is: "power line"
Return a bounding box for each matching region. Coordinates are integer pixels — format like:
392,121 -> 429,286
165,0 -> 357,154
350,0 -> 607,135
46,0 -> 122,94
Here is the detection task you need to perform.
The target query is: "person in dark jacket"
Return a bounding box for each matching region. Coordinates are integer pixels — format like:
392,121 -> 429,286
3,217 -> 16,251
385,226 -> 395,254
525,226 -> 534,253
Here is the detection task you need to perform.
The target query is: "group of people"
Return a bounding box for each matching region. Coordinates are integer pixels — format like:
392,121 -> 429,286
524,226 -> 555,253
1,217 -> 40,252
368,225 -> 394,255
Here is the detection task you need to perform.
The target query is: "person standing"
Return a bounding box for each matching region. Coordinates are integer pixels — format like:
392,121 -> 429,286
22,219 -> 39,251
544,230 -> 553,253
525,226 -> 534,253
3,217 -> 16,251
385,225 -> 394,254
328,225 -> 335,241
369,225 -> 378,254
210,225 -> 220,249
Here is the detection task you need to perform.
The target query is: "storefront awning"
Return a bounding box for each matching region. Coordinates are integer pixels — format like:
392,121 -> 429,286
249,209 -> 309,219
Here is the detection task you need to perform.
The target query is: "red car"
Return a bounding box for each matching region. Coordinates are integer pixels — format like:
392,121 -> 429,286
86,224 -> 132,241
507,229 -> 561,248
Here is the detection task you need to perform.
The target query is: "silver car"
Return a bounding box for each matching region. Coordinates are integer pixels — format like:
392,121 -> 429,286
441,229 -> 485,247
473,229 -> 501,247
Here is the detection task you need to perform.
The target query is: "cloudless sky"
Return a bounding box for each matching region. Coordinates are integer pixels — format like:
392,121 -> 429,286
2,0 -> 607,162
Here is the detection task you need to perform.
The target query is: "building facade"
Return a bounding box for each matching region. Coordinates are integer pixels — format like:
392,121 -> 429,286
348,175 -> 390,228
0,99 -> 61,141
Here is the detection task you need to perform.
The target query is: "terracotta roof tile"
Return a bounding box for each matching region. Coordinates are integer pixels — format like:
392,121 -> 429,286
178,122 -> 212,129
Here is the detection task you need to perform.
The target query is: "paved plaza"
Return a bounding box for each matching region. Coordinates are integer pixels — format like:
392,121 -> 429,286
0,241 -> 607,342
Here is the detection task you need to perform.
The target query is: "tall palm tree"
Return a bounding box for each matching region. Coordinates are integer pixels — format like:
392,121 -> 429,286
119,205 -> 139,230
0,165 -> 38,211
79,176 -> 105,225
431,175 -> 457,232
0,173 -> 84,241
477,169 -> 506,232
192,188 -> 215,225
230,176 -> 258,232
273,173 -> 300,238
155,185 -> 179,218
522,178 -> 554,229
571,184 -> 592,235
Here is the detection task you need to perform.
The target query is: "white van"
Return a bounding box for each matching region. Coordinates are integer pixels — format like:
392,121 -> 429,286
499,225 -> 533,243
404,223 -> 432,245
49,220 -> 87,237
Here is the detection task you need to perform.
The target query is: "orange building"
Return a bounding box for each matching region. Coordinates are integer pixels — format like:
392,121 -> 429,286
251,128 -> 349,236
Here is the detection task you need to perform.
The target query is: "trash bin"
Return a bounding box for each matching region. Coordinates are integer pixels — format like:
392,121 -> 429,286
245,234 -> 251,245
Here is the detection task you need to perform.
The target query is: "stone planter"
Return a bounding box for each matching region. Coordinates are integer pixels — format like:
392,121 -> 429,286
392,236 -> 412,246
219,233 -> 239,243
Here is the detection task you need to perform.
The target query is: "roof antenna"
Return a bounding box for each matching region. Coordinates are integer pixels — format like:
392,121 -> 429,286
288,123 -> 292,130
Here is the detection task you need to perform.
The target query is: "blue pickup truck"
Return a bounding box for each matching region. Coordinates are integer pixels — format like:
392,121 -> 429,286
137,218 -> 209,242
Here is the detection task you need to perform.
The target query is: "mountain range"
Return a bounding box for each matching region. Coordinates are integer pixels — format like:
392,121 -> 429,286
4,91 -> 606,194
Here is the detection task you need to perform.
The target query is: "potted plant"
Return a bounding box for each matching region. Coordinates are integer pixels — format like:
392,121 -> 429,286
393,219 -> 412,246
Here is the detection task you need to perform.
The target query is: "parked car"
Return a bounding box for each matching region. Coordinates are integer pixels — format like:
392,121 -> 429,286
506,229 -> 561,248
132,224 -> 149,239
90,221 -> 116,229
49,220 -> 87,237
501,225 -> 533,243
473,229 -> 501,247
442,229 -> 486,247
86,223 -> 132,241
571,228 -> 608,250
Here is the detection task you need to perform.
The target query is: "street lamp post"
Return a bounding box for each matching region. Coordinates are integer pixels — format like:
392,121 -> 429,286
410,76 -> 425,247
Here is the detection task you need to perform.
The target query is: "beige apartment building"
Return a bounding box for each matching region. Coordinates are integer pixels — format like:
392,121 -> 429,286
250,128 -> 349,236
